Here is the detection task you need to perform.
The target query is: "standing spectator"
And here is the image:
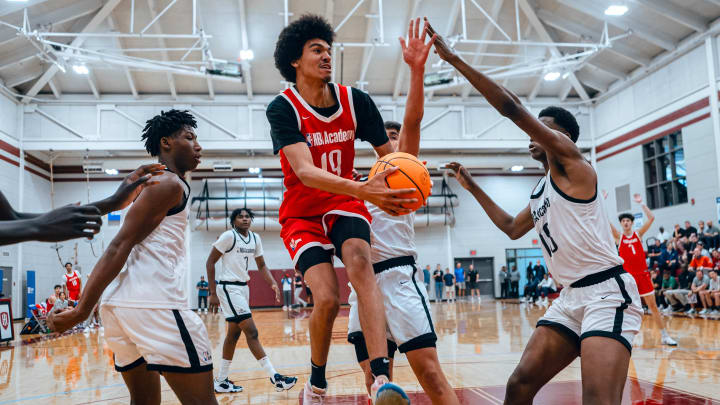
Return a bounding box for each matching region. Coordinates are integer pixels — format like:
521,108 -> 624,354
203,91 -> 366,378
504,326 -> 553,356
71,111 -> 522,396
466,264 -> 479,301
664,267 -> 694,313
196,275 -> 209,313
422,265 -> 431,295
656,226 -> 670,244
532,260 -> 546,280
509,266 -> 520,298
699,269 -> 719,315
688,247 -> 713,273
686,269 -> 709,315
536,273 -> 556,305
684,220 -> 698,240
443,268 -> 456,302
293,269 -> 307,308
62,262 -> 82,302
498,266 -> 509,299
705,220 -> 719,249
656,269 -> 677,310
433,265 -> 444,302
281,272 -> 293,311
454,263 -> 465,298
647,239 -> 663,269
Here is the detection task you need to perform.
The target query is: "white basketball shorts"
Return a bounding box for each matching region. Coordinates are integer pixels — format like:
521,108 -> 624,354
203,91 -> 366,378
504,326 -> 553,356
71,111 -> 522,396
217,281 -> 252,323
537,267 -> 643,352
348,256 -> 436,360
100,305 -> 213,373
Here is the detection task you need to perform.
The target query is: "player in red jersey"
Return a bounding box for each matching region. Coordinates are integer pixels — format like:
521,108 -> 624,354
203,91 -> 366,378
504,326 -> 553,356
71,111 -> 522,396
63,262 -> 82,301
610,194 -> 677,346
268,14 -> 415,404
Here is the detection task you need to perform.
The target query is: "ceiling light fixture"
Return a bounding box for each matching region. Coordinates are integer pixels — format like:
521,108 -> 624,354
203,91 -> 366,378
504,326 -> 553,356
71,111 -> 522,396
510,165 -> 524,172
248,167 -> 261,174
104,168 -> 119,176
604,4 -> 628,16
72,63 -> 89,75
543,71 -> 560,81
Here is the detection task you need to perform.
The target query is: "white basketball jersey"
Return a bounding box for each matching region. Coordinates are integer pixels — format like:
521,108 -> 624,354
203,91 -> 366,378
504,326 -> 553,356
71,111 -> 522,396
213,229 -> 263,282
528,173 -> 623,286
103,174 -> 191,309
367,202 -> 417,263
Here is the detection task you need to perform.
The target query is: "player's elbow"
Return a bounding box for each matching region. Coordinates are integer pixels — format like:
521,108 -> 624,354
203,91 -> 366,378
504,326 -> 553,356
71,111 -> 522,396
498,98 -> 522,119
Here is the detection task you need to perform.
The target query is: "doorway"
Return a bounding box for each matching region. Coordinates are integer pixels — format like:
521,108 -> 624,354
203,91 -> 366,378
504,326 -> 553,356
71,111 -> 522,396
454,257 -> 494,296
0,267 -> 10,299
505,248 -> 545,297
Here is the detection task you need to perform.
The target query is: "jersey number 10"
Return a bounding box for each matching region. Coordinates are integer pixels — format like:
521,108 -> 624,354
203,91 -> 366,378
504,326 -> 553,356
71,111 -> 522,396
539,223 -> 559,257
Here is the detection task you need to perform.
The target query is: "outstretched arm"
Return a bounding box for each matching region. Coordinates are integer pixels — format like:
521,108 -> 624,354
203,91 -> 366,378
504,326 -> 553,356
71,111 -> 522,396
398,18 -> 435,157
47,175 -> 182,332
255,256 -> 281,303
634,194 -> 655,239
446,162 -> 533,239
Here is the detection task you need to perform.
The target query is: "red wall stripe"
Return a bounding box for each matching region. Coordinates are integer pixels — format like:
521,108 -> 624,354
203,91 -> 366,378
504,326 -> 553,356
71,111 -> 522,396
597,112 -> 710,162
0,139 -> 20,158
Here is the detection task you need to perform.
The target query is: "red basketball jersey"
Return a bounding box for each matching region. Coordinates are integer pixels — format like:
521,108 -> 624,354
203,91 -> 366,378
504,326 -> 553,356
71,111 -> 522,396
618,232 -> 647,273
64,270 -> 81,300
277,84 -> 362,221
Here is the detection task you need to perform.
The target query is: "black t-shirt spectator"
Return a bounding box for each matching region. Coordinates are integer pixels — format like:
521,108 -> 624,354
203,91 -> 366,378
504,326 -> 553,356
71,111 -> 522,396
294,275 -> 303,288
266,85 -> 389,155
533,264 -> 546,280
433,270 -> 443,282
677,270 -> 693,289
443,274 -> 454,286
467,270 -> 478,284
685,226 -> 698,238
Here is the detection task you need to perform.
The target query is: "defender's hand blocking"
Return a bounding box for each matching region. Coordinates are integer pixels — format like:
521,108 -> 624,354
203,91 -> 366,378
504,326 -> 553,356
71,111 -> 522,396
109,163 -> 166,212
359,166 -> 417,216
33,204 -> 102,242
400,17 -> 436,70
445,162 -> 476,191
633,193 -> 643,204
424,18 -> 460,63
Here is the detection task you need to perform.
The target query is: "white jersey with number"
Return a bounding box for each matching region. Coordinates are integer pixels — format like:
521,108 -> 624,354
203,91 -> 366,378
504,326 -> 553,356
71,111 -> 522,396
102,174 -> 191,309
528,173 -> 623,287
212,229 -> 263,282
367,203 -> 416,263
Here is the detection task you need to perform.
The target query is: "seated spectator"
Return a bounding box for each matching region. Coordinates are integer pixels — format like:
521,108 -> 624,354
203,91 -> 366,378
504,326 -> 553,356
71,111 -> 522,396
664,267 -> 694,313
52,291 -> 69,313
697,240 -> 710,257
705,220 -> 719,250
711,274 -> 720,315
45,284 -> 63,313
656,268 -> 677,310
699,269 -> 720,315
647,239 -> 663,269
684,220 -> 698,241
656,226 -> 670,244
688,247 -> 713,274
673,224 -> 686,242
687,233 -> 699,254
712,249 -> 720,269
536,273 -> 556,305
686,269 -> 709,315
660,241 -> 680,273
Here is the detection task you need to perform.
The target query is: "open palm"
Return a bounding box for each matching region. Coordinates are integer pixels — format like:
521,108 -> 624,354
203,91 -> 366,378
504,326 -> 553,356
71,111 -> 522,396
400,18 -> 436,70
424,17 -> 459,63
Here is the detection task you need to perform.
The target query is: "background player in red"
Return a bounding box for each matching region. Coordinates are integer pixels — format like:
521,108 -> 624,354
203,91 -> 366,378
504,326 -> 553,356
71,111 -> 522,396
268,14 -> 416,404
610,194 -> 678,346
63,262 -> 82,302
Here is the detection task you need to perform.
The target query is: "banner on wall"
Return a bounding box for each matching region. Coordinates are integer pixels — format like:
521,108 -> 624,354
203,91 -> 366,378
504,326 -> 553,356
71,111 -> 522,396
633,213 -> 644,230
0,299 -> 13,343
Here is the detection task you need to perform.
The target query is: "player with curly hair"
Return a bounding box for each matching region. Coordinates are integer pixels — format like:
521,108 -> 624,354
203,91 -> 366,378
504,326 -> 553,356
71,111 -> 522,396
267,13 -> 414,404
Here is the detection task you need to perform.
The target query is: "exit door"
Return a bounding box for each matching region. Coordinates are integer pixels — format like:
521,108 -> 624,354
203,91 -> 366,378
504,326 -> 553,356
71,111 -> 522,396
454,257 -> 494,296
0,267 -> 10,299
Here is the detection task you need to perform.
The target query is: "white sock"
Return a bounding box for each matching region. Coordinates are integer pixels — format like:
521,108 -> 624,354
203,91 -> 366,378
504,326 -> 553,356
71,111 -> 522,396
218,359 -> 232,381
661,329 -> 669,338
259,356 -> 277,380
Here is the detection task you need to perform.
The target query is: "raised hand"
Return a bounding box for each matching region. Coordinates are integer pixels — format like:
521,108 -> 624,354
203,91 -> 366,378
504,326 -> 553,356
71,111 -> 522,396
108,163 -> 165,212
424,17 -> 460,63
32,204 -> 103,242
445,162 -> 476,191
358,166 -> 417,216
399,17 -> 436,71
633,193 -> 643,204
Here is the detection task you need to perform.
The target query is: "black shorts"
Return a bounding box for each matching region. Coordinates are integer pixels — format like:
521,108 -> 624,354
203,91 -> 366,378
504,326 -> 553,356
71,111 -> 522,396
296,216 -> 371,274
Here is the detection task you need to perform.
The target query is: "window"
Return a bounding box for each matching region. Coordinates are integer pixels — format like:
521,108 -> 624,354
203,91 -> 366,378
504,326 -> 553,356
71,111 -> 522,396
644,131 -> 686,209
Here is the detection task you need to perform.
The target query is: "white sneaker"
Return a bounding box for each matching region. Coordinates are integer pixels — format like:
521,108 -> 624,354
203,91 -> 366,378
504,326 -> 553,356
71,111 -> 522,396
700,308 -> 709,315
661,335 -> 678,346
270,373 -> 297,392
663,306 -> 674,314
302,380 -> 326,404
214,378 -> 243,393
282,306 -> 287,311
686,308 -> 696,315
711,309 -> 720,315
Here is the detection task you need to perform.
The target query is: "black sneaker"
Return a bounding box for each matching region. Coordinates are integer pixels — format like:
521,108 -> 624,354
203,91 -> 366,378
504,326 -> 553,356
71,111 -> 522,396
214,378 -> 243,393
271,373 -> 298,392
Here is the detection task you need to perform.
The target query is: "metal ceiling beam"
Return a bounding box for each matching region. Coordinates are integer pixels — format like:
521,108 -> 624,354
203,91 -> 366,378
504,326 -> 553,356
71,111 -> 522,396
86,70 -> 100,99
587,60 -> 625,80
237,0 -> 253,99
537,9 -> 651,66
557,0 -> 677,51
0,0 -> 102,47
517,0 -> 589,100
6,65 -> 43,87
358,0 -> 379,88
630,0 -> 707,32
206,76 -> 215,99
325,0 -> 335,22
22,0 -> 122,103
427,0 -> 461,99
392,0 -> 422,100
460,0 -> 504,99
0,47 -> 40,71
559,81 -> 572,101
107,15 -> 139,99
575,72 -> 607,92
0,0 -> 53,18
47,77 -> 61,99
147,0 -> 177,99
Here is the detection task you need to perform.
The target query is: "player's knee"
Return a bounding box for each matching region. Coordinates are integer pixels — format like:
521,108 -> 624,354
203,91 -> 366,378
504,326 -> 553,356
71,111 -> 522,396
417,367 -> 447,395
505,366 -> 536,401
342,242 -> 372,271
314,295 -> 340,317
244,325 -> 259,341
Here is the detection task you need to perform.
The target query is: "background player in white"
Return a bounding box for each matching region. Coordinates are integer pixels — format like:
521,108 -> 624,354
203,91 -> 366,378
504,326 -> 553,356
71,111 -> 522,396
427,20 -> 643,405
206,207 -> 298,394
48,110 -> 217,404
347,19 -> 459,405
607,194 -> 678,346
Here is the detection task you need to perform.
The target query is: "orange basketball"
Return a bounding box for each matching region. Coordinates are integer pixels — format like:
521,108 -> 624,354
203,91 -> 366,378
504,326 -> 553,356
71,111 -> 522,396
369,152 -> 431,213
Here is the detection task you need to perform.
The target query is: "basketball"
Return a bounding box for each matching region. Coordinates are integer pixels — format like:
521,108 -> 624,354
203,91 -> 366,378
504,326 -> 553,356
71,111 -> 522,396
369,152 -> 431,212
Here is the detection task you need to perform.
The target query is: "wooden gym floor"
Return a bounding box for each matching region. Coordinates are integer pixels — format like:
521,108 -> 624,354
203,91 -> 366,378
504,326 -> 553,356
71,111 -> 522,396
1,299 -> 719,404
